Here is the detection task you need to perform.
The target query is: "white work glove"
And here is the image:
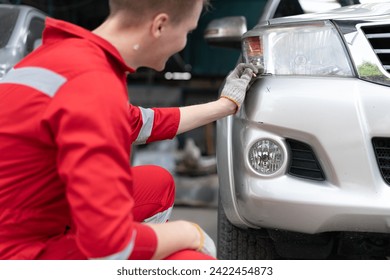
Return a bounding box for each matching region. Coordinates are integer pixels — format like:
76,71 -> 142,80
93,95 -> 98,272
220,63 -> 259,109
192,223 -> 217,258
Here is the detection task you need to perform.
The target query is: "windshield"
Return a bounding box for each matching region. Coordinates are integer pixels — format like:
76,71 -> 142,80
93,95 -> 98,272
0,7 -> 20,48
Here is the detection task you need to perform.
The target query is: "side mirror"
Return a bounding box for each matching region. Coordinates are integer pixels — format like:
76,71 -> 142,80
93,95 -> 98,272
204,16 -> 247,49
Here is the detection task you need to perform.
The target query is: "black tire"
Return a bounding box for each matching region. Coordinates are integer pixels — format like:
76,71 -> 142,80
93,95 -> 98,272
217,194 -> 334,259
217,199 -> 279,260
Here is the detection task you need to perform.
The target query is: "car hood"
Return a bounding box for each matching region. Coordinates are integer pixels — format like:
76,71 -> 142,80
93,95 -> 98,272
268,3 -> 390,25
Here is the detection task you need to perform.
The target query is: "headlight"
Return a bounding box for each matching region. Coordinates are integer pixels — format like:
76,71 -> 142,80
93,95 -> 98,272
242,21 -> 353,76
248,139 -> 284,175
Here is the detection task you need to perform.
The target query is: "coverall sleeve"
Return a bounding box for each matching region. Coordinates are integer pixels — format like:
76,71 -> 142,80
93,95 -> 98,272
45,72 -> 157,259
128,104 -> 180,145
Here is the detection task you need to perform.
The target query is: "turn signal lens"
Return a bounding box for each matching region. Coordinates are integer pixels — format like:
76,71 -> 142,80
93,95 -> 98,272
248,139 -> 284,175
242,36 -> 264,69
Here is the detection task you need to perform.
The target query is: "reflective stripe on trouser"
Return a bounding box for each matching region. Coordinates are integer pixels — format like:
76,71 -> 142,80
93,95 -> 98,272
143,207 -> 173,224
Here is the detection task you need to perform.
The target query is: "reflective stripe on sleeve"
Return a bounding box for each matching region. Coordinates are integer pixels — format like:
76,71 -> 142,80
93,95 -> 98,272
0,67 -> 67,97
89,229 -> 137,260
134,107 -> 155,145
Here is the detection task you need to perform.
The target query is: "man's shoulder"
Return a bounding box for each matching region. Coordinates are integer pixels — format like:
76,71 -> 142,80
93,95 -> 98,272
21,38 -> 119,82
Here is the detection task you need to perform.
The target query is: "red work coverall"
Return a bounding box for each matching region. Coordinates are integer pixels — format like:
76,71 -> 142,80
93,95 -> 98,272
0,18 -> 211,260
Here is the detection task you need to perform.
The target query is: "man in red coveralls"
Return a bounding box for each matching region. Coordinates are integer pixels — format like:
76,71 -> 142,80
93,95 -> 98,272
0,0 -> 257,260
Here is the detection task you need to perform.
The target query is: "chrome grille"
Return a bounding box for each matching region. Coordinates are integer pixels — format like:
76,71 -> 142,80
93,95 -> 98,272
361,25 -> 390,74
372,137 -> 390,185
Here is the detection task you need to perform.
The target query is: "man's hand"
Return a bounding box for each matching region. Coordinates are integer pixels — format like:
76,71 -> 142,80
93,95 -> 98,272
192,223 -> 216,258
220,63 -> 259,109
176,64 -> 259,135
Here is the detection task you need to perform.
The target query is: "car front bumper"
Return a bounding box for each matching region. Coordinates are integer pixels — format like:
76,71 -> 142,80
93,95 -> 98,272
217,75 -> 390,234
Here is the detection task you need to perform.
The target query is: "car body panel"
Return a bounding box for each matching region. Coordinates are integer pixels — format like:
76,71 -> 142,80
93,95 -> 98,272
219,76 -> 390,233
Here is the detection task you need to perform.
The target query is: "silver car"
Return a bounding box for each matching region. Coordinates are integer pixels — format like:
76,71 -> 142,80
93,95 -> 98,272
0,4 -> 46,80
206,0 -> 390,259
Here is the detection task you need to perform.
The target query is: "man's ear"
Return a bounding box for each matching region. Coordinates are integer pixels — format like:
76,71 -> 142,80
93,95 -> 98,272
151,13 -> 169,38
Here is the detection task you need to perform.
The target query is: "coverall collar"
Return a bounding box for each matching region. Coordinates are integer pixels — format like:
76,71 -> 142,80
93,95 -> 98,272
43,17 -> 135,74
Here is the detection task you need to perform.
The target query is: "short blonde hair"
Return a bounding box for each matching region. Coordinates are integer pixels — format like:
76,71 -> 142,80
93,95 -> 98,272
109,0 -> 211,26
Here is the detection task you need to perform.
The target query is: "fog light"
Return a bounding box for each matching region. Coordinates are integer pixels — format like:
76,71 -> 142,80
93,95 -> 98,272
248,139 -> 284,175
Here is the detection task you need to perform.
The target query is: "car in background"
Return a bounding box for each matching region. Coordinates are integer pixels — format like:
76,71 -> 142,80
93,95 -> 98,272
0,4 -> 46,80
206,0 -> 390,259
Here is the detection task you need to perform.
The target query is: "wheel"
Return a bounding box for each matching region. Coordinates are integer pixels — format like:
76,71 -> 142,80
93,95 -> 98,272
217,198 -> 279,259
217,194 -> 333,259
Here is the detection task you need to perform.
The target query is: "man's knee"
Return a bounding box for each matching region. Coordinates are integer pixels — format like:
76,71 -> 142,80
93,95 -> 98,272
131,165 -> 176,223
148,165 -> 175,201
153,165 -> 175,189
